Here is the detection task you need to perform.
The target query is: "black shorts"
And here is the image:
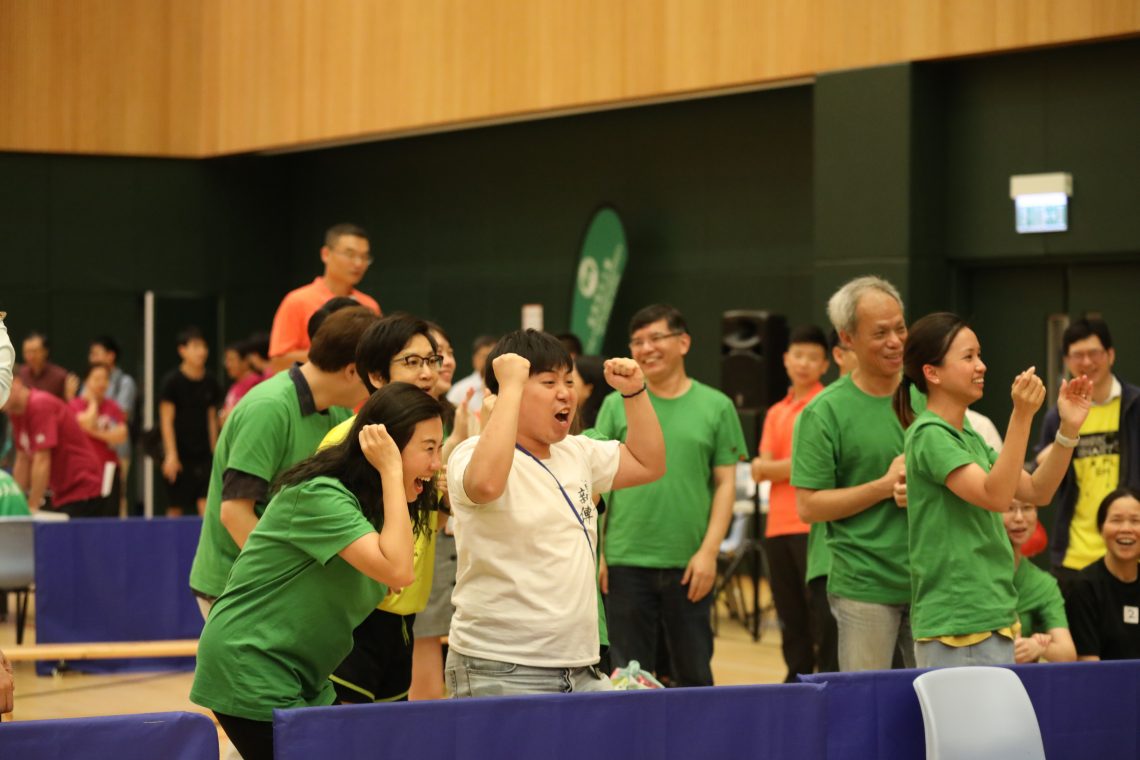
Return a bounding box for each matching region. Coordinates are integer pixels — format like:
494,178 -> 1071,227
167,457 -> 211,510
330,609 -> 415,703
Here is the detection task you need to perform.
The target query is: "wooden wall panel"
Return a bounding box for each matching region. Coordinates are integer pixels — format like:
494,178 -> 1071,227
3,0 -> 1139,157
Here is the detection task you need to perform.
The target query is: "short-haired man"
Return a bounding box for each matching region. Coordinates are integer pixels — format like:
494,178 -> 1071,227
752,324 -> 830,681
18,332 -> 76,401
446,335 -> 498,413
593,305 -> 747,687
792,276 -> 912,672
87,335 -> 138,512
3,377 -> 104,517
268,224 -> 382,373
159,327 -> 222,517
188,307 -> 377,616
445,330 -> 665,696
1037,318 -> 1140,583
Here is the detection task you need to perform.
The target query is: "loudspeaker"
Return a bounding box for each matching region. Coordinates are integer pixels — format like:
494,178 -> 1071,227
720,310 -> 789,410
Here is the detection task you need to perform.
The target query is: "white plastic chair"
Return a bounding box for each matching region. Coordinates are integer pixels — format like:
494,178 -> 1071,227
913,666 -> 1046,760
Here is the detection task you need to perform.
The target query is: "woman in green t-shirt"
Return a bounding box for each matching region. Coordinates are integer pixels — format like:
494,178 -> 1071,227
893,312 -> 1092,669
191,383 -> 443,760
1003,499 -> 1076,662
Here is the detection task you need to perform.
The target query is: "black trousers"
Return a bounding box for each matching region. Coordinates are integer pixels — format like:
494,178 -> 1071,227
765,534 -> 816,681
214,712 -> 273,760
808,575 -> 839,673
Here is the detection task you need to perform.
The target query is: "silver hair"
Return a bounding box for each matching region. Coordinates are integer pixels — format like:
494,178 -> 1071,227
826,276 -> 904,335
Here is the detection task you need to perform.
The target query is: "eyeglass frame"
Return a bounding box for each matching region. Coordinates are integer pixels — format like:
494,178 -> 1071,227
628,330 -> 684,351
391,353 -> 444,370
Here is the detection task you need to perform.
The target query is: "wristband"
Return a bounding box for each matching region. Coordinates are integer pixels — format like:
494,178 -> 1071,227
622,384 -> 648,399
1054,430 -> 1079,449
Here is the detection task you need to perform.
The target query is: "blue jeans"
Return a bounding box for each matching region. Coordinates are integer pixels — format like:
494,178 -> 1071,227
606,566 -> 714,686
444,650 -> 613,698
914,634 -> 1015,668
829,593 -> 915,672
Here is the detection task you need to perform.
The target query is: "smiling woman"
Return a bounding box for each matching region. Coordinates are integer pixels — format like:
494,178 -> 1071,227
1065,488 -> 1140,662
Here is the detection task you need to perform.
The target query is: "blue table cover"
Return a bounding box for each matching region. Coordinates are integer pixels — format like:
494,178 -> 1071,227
0,711 -> 218,759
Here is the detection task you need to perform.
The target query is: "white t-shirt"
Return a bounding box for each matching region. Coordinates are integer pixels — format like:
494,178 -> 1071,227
447,434 -> 621,667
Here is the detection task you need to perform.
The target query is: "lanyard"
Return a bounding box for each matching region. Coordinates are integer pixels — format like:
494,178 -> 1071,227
515,444 -> 595,560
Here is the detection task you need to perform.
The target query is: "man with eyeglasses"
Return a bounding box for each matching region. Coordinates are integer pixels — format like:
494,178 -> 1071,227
268,223 -> 382,373
320,313 -> 444,705
591,304 -> 747,686
1036,318 -> 1140,587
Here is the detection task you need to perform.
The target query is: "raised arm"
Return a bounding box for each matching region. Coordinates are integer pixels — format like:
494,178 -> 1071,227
605,358 -> 666,491
339,424 -> 416,588
462,353 -> 529,504
1015,376 -> 1092,504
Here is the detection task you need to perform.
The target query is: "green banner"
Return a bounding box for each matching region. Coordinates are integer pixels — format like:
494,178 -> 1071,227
569,207 -> 627,355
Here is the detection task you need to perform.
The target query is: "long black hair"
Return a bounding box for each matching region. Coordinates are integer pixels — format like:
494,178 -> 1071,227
272,383 -> 442,536
893,312 -> 969,428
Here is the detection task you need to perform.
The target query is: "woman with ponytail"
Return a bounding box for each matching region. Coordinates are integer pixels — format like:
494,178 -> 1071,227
896,312 -> 1092,668
191,383 -> 443,759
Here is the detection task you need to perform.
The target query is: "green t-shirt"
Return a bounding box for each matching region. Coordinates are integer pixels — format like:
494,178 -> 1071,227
188,370 -> 353,597
790,374 -> 914,604
0,469 -> 30,516
591,380 -> 747,568
805,521 -> 831,583
1014,558 -> 1068,636
906,410 -> 1016,638
190,477 -> 385,721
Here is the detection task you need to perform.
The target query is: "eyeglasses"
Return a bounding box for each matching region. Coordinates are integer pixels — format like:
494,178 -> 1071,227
392,353 -> 444,370
332,249 -> 373,266
629,331 -> 683,350
1067,348 -> 1106,363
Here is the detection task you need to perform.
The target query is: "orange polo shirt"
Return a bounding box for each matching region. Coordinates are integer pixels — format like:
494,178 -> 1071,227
760,382 -> 823,538
268,277 -> 381,359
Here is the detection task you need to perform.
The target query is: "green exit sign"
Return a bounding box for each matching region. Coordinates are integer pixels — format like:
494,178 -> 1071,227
1015,192 -> 1068,234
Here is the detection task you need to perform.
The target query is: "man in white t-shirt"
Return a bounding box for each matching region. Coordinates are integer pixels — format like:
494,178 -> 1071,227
445,329 -> 665,697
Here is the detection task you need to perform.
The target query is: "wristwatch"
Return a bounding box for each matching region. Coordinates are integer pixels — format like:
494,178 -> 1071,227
1054,430 -> 1080,449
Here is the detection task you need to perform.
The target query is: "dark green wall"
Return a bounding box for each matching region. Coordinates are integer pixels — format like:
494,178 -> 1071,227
280,86 -> 816,383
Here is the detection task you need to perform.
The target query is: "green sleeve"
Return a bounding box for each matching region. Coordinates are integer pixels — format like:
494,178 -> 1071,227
588,392 -> 627,442
285,482 -> 377,565
1025,564 -> 1069,632
910,422 -> 978,485
225,398 -> 291,481
790,405 -> 837,490
713,396 -> 748,465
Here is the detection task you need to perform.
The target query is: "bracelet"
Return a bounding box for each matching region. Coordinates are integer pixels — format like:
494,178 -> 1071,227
622,384 -> 647,399
1054,430 -> 1080,449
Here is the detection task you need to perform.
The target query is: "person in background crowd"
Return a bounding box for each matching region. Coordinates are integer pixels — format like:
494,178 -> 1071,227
793,276 -> 912,671
895,312 -> 1090,668
220,339 -> 266,424
188,308 -> 375,617
191,384 -> 441,760
4,377 -> 103,517
752,325 -> 829,681
594,305 -> 746,687
19,331 -> 76,401
447,335 -> 497,414
556,332 -> 584,359
1003,499 -> 1076,663
70,363 -> 127,516
1035,319 -> 1140,590
86,335 -> 138,514
1065,487 -> 1140,661
268,224 -> 381,373
241,332 -> 271,379
572,355 -> 606,433
159,327 -> 222,517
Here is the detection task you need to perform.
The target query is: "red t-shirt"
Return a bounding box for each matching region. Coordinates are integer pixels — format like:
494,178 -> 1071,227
12,389 -> 102,506
268,277 -> 380,359
68,397 -> 125,466
760,383 -> 824,538
222,372 -> 266,416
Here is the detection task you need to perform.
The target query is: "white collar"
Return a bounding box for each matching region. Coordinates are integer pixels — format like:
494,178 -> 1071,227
1093,376 -> 1123,406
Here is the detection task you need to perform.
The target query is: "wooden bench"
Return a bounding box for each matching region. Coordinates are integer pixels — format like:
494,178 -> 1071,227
5,639 -> 199,663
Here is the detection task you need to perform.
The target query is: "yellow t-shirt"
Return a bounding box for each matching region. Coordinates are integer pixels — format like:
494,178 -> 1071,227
319,417 -> 437,615
1063,397 -> 1122,570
